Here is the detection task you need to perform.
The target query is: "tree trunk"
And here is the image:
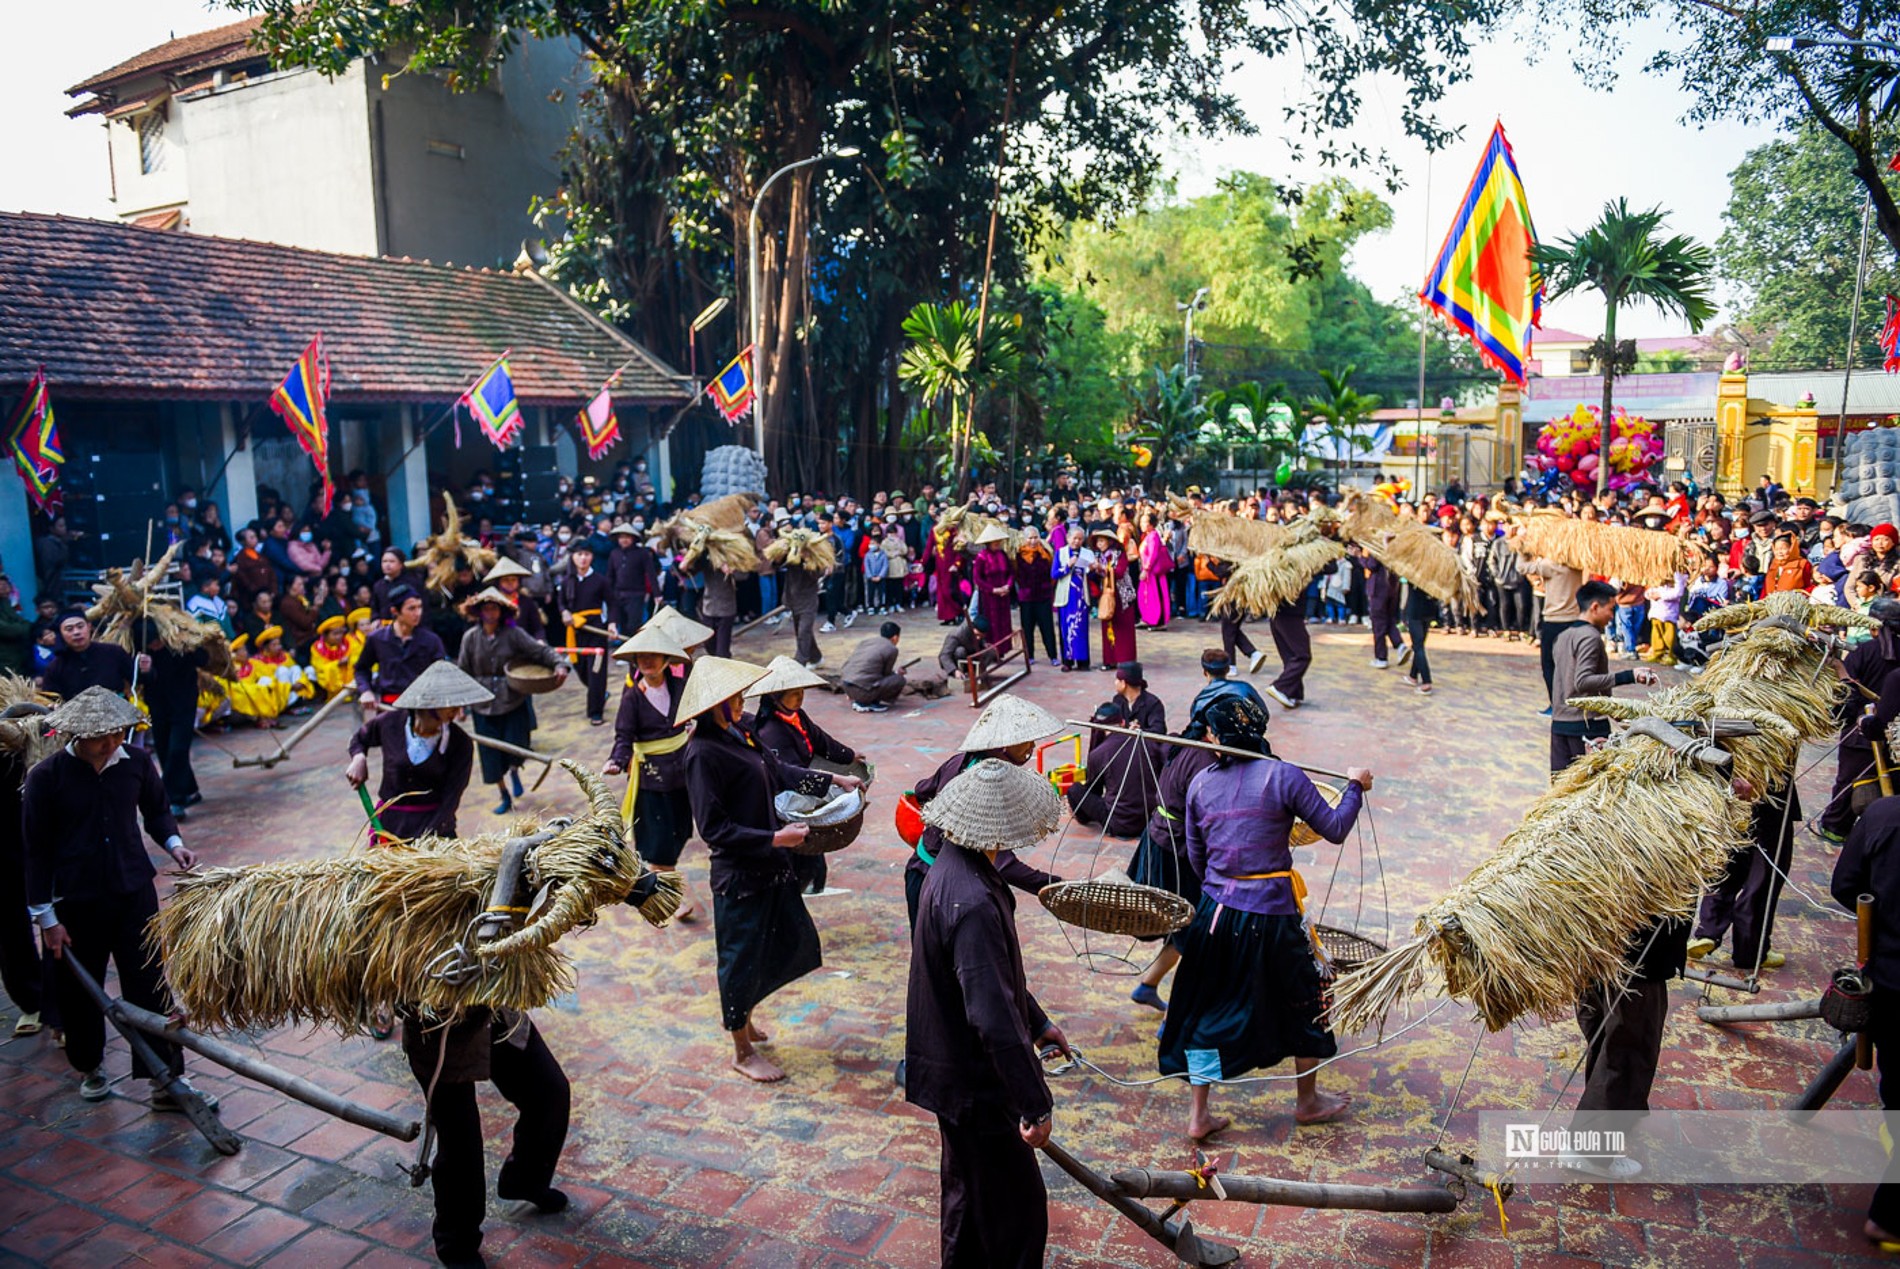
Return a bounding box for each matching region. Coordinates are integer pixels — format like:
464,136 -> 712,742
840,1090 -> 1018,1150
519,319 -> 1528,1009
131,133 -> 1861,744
1596,302 -> 1617,499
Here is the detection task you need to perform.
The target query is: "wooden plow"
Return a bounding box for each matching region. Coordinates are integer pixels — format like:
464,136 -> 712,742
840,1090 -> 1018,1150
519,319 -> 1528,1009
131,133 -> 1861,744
1040,1141 -> 1510,1266
964,628 -> 1031,707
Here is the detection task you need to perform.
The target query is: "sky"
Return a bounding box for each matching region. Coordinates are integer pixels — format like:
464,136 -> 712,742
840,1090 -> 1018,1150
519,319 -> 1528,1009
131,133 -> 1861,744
8,4 -> 1787,341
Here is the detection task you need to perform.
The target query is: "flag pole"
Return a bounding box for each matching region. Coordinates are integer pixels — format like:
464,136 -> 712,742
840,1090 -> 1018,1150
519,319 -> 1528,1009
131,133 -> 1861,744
1831,192 -> 1873,501
377,349 -> 513,482
1413,154 -> 1432,502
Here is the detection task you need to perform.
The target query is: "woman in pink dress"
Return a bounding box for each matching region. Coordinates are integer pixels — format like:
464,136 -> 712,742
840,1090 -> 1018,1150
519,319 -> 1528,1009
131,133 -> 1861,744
1137,512 -> 1173,630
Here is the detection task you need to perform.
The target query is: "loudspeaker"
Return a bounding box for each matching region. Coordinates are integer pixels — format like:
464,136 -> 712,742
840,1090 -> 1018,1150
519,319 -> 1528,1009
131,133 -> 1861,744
518,445 -> 558,476
524,472 -> 562,503
83,451 -> 165,499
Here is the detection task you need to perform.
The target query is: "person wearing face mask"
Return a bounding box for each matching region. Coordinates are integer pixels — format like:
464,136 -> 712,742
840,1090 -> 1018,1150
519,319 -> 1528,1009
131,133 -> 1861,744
287,526 -> 330,579
679,657 -> 862,1083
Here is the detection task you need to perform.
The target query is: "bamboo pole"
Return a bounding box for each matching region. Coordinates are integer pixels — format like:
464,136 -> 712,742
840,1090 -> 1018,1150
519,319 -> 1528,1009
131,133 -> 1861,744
735,606 -> 786,638
1066,718 -> 1350,782
63,956 -> 241,1155
1109,1168 -> 1459,1214
110,999 -> 420,1141
1038,1140 -> 1239,1268
233,688 -> 355,769
1697,998 -> 1822,1025
1859,894 -> 1876,1070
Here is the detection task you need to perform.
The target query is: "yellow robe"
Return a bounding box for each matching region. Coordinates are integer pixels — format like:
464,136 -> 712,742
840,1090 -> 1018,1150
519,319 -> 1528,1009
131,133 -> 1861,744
255,652 -> 318,705
224,662 -> 292,722
310,638 -> 358,698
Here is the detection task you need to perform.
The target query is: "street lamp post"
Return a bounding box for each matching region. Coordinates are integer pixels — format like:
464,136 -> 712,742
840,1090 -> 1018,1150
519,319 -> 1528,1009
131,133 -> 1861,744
1175,286 -> 1210,377
747,147 -> 861,461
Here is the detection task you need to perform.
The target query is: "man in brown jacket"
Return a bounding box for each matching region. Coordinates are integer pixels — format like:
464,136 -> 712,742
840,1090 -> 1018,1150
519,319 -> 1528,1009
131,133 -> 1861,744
1548,580 -> 1657,773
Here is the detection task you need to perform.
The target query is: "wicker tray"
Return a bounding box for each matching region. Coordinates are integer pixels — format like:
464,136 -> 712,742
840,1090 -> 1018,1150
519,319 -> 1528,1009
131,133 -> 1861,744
1289,781 -> 1344,848
1039,879 -> 1194,939
1314,924 -> 1386,972
811,755 -> 876,791
505,662 -> 564,695
775,787 -> 867,855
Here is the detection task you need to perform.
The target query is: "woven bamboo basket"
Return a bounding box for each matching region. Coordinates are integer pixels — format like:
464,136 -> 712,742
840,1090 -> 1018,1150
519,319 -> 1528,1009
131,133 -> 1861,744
1288,781 -> 1344,848
1039,879 -> 1194,938
776,787 -> 867,855
811,755 -> 875,791
1315,924 -> 1386,973
505,662 -> 563,696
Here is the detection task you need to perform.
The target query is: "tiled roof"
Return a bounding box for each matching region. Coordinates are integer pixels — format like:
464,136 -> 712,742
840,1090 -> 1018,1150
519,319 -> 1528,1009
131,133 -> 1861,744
0,214 -> 691,407
68,16 -> 266,96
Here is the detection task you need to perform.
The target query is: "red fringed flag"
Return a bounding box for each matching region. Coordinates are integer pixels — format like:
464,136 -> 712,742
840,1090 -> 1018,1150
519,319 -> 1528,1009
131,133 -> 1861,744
5,368 -> 63,514
462,354 -> 523,448
1880,294 -> 1900,374
270,334 -> 335,514
709,347 -> 755,422
1420,121 -> 1544,385
577,387 -> 621,459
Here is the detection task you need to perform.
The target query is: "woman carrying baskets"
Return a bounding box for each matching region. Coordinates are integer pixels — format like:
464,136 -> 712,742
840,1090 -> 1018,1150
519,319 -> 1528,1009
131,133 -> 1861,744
1160,692 -> 1372,1139
749,656 -> 861,898
603,624 -> 700,922
454,587 -> 568,816
679,656 -> 862,1083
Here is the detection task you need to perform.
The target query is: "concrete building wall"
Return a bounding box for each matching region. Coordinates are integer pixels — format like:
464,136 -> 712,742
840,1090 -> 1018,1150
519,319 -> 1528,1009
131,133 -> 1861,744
104,98 -> 191,218
371,38 -> 583,268
181,64 -> 380,255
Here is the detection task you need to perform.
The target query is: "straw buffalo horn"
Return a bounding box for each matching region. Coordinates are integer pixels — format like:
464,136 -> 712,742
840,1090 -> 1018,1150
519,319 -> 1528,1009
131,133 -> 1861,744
1625,716 -> 1732,774
0,703 -> 50,719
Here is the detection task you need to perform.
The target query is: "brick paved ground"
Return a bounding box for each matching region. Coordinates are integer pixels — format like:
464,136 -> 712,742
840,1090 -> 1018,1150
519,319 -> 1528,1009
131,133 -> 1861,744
0,612 -> 1889,1267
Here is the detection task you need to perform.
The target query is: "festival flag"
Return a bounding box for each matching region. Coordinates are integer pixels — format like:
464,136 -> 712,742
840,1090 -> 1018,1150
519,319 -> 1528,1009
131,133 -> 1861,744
5,368 -> 63,514
1881,294 -> 1900,374
269,334 -> 335,514
708,347 -> 755,422
576,387 -> 621,460
1420,121 -> 1544,385
463,354 -> 524,448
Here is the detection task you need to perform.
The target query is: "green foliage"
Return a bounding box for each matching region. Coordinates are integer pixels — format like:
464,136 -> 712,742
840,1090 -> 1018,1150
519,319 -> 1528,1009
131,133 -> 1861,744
1302,366 -> 1382,485
898,302 -> 1022,492
1125,364 -> 1210,483
1718,120 -> 1900,370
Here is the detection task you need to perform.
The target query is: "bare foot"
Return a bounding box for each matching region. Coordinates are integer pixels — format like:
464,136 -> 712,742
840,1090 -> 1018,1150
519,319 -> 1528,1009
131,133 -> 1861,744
674,904 -> 699,924
1187,1114 -> 1231,1142
746,1021 -> 770,1044
1295,1091 -> 1352,1125
731,1052 -> 785,1083
1866,1218 -> 1900,1245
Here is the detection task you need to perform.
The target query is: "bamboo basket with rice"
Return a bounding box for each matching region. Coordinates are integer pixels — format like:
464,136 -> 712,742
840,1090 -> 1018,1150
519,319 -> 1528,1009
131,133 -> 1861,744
1327,590 -> 1865,1036
152,762 -> 681,1035
1341,497 -> 1483,612
406,493 -> 499,595
1208,526 -> 1345,620
1512,509 -> 1686,586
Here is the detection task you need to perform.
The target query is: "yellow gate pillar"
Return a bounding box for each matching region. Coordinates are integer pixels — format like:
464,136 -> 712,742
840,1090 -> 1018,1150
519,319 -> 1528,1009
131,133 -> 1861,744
1715,370 -> 1749,500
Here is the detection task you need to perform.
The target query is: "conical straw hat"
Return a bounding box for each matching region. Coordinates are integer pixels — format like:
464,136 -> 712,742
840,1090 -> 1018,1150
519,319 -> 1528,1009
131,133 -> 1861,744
958,693 -> 1065,752
484,556 -> 533,582
971,522 -> 1011,546
458,586 -> 519,617
646,604 -> 715,650
392,660 -> 496,711
922,758 -> 1063,852
746,655 -> 827,698
45,686 -> 145,738
609,522 -> 639,537
673,655 -> 768,724
612,625 -> 689,663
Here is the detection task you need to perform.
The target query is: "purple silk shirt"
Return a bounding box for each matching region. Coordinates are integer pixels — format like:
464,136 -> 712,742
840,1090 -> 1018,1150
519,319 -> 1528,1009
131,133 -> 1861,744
1184,758 -> 1364,916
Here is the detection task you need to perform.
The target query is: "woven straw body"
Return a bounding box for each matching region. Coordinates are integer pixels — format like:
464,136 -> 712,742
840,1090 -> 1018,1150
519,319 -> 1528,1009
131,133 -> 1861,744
0,675 -> 57,765
959,694 -> 1066,752
1208,529 -> 1345,620
1513,510 -> 1685,586
922,758 -> 1063,852
763,528 -> 839,574
1187,512 -> 1294,563
1341,498 -> 1482,610
405,494 -> 499,595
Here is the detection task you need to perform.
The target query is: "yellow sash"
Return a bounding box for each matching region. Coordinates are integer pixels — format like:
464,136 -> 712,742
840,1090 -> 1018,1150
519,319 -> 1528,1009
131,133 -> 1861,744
1232,868 -> 1325,962
566,607 -> 604,653
621,728 -> 690,832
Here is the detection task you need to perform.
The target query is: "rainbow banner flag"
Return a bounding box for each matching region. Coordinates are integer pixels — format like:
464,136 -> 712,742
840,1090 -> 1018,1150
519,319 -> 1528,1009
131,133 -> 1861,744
463,354 -> 523,448
269,334 -> 334,514
577,387 -> 621,459
1420,122 -> 1543,385
5,368 -> 62,514
709,347 -> 755,422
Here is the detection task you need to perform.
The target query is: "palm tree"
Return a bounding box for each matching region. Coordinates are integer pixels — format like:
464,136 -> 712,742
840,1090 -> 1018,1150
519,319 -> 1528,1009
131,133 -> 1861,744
898,301 -> 1021,496
1302,366 -> 1380,490
1203,379 -> 1301,488
1128,363 -> 1208,487
1532,199 -> 1715,497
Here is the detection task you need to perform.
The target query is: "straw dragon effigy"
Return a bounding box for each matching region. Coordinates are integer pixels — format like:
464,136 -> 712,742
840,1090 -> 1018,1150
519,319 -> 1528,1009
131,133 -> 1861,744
152,762 -> 679,1035
1329,590 -> 1871,1034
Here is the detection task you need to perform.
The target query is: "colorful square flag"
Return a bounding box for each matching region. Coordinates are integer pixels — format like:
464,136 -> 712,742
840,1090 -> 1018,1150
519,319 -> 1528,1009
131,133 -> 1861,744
5,368 -> 62,514
1420,121 -> 1544,385
269,334 -> 335,514
709,347 -> 755,422
577,388 -> 621,460
1882,294 -> 1900,374
463,355 -> 524,448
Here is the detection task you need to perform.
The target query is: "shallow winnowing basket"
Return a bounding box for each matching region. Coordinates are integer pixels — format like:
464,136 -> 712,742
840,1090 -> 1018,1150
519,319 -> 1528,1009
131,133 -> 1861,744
505,662 -> 563,695
1314,924 -> 1386,973
775,786 -> 867,855
1039,879 -> 1194,939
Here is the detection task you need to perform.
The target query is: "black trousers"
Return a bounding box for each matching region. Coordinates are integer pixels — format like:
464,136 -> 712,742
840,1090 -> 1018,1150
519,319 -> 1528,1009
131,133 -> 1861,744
1539,619 -> 1584,699
1370,606 -> 1400,660
1405,618 -> 1431,686
609,595 -> 648,635
1499,580 -> 1532,635
573,637 -> 610,721
1574,978 -> 1668,1115
1019,600 -> 1058,661
55,885 -> 179,1079
1695,798 -> 1796,964
148,706 -> 198,807
0,851 -> 43,1016
709,614 -> 735,659
1870,986 -> 1900,1231
1268,606 -> 1311,702
939,1113 -> 1047,1269
416,1022 -> 570,1265
1823,743 -> 1878,838
1220,617 -> 1257,662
